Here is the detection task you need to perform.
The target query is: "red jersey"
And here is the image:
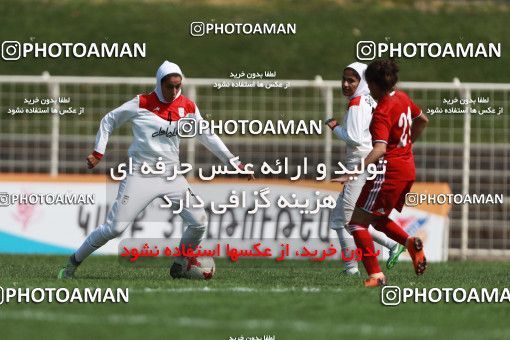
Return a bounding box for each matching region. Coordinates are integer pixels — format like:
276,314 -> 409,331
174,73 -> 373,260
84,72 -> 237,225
139,92 -> 196,122
369,90 -> 422,181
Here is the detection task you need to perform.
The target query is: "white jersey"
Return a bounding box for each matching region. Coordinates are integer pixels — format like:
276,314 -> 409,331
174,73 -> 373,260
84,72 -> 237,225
93,92 -> 237,171
332,94 -> 376,168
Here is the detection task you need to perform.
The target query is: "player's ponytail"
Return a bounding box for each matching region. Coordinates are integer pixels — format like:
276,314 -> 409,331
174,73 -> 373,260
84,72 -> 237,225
365,59 -> 399,92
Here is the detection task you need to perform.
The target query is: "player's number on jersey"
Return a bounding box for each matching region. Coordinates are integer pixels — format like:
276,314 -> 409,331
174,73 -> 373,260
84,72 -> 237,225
398,107 -> 413,147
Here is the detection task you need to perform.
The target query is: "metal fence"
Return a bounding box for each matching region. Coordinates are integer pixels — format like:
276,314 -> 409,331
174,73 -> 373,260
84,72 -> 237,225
0,74 -> 508,259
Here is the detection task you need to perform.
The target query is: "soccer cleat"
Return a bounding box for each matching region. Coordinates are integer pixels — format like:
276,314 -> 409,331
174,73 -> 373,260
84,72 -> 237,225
170,261 -> 185,279
58,262 -> 78,280
58,267 -> 74,279
57,255 -> 80,279
342,268 -> 361,276
363,275 -> 387,288
386,243 -> 406,269
406,237 -> 427,275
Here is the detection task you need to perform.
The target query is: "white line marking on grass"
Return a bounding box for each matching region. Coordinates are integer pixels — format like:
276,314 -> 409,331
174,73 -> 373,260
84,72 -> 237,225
0,309 -> 438,336
135,286 -> 342,294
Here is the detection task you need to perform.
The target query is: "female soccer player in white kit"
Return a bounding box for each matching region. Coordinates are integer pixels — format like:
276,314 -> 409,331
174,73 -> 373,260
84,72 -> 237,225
59,61 -> 250,279
325,62 -> 405,276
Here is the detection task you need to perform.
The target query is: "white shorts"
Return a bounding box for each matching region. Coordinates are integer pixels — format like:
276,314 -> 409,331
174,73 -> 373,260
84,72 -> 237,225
105,172 -> 207,235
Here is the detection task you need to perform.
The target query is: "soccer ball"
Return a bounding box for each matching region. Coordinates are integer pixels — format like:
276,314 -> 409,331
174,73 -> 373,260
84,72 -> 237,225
183,256 -> 215,280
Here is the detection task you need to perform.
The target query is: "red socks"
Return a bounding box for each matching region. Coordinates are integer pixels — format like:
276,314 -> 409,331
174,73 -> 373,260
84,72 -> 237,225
351,227 -> 381,275
349,216 -> 408,275
373,217 -> 409,245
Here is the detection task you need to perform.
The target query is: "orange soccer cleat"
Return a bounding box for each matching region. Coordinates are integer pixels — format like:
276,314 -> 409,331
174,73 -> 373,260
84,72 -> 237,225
363,273 -> 387,288
406,237 -> 427,275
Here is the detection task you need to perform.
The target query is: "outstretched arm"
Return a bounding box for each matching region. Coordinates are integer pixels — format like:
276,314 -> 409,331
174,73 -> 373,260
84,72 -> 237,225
194,107 -> 254,180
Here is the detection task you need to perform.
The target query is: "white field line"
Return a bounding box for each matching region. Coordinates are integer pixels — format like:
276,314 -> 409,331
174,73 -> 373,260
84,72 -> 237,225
0,309 -> 438,336
133,287 -> 341,294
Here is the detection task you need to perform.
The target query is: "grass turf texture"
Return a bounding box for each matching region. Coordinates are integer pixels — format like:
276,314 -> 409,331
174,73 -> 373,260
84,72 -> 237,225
0,254 -> 509,339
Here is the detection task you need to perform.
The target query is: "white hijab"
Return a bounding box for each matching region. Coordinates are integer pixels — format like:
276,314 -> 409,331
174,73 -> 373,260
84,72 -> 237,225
345,62 -> 369,99
155,60 -> 184,103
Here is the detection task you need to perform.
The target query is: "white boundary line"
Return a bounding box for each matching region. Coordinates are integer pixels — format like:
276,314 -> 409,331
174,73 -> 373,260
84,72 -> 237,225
134,287 -> 341,294
0,309 -> 439,336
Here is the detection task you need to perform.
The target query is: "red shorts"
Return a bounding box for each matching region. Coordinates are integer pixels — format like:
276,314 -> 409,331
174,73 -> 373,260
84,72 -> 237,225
356,177 -> 414,216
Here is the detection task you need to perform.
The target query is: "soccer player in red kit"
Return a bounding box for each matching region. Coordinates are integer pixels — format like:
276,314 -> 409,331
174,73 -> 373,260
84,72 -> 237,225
333,59 -> 429,287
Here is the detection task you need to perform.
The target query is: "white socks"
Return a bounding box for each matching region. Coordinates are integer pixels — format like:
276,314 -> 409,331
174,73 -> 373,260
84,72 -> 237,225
74,224 -> 116,262
368,225 -> 397,250
336,227 -> 358,270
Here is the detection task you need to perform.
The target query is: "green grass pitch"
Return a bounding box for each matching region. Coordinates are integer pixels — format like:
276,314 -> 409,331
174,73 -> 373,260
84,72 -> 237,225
0,255 -> 509,340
